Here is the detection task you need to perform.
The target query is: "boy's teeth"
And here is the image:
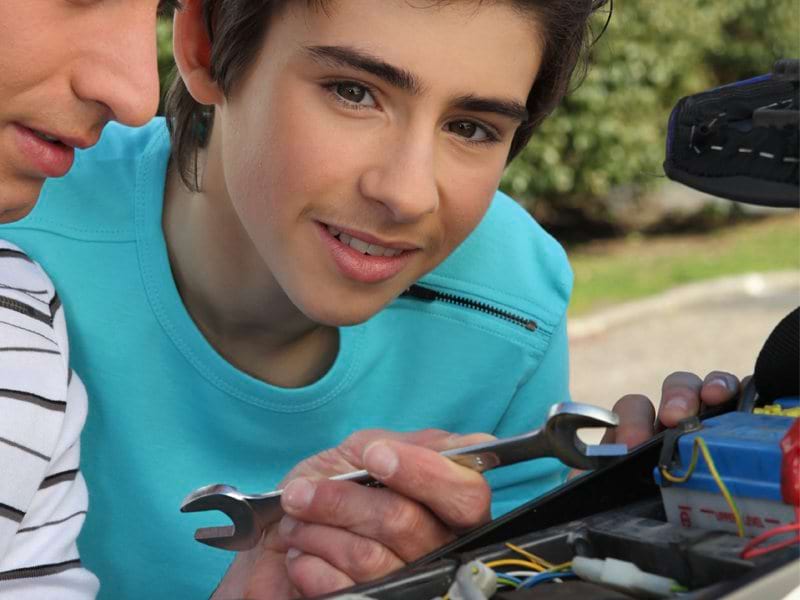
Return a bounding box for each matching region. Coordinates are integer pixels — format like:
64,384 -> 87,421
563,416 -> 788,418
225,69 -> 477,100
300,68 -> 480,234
365,244 -> 385,257
328,226 -> 402,257
348,237 -> 370,253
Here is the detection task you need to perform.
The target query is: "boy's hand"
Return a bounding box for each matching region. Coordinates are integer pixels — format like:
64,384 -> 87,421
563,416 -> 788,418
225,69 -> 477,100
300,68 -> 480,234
213,429 -> 493,599
601,370 -> 741,448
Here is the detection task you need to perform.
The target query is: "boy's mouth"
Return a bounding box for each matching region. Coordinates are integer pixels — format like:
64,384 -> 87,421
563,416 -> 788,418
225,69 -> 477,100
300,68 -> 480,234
325,225 -> 406,257
317,222 -> 419,284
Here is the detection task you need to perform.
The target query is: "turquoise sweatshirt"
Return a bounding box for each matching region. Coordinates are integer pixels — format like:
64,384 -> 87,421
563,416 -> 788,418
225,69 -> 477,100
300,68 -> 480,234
0,120 -> 573,598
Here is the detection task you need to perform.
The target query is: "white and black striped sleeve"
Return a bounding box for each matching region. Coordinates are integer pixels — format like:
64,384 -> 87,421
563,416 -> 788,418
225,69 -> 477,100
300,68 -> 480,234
0,240 -> 99,598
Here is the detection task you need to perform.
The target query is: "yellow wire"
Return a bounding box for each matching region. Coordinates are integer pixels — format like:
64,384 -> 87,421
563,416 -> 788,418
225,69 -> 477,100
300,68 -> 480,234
660,440 -> 701,484
504,543 -> 553,569
546,561 -> 573,572
660,436 -> 745,537
484,558 -> 546,572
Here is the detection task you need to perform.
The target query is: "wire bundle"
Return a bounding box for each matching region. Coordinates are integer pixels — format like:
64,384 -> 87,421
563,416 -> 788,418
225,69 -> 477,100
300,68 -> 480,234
484,543 -> 575,591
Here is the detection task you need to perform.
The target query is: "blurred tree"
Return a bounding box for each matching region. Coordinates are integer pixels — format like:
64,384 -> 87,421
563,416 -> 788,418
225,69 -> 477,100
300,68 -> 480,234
502,0 -> 799,231
157,18 -> 176,115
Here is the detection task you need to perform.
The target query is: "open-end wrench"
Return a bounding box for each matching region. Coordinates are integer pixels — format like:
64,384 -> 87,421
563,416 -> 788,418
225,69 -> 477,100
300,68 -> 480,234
180,402 -> 627,551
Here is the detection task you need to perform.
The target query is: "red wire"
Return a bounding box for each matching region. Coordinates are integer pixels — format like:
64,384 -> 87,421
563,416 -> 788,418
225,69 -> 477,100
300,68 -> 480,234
741,531 -> 800,559
740,509 -> 800,560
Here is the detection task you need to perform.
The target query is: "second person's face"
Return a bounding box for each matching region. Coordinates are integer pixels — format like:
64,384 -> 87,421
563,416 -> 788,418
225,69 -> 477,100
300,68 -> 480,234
213,0 -> 542,326
0,0 -> 165,222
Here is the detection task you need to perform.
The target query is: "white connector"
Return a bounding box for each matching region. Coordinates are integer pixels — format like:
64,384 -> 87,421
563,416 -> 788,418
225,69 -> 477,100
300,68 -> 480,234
447,560 -> 498,600
572,556 -> 683,599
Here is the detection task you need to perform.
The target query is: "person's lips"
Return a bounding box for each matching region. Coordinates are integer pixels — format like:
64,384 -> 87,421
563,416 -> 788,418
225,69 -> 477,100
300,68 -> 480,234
11,124 -> 97,179
317,222 -> 420,284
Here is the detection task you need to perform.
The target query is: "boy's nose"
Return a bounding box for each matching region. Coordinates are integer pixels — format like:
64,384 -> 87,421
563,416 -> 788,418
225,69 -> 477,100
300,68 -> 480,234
71,5 -> 161,129
359,132 -> 440,223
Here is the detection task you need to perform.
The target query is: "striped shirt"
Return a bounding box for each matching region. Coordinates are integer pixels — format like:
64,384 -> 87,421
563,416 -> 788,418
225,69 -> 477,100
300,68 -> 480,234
0,240 -> 98,598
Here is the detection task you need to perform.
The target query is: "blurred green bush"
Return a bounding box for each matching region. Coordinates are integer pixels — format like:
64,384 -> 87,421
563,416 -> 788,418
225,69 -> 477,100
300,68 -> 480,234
156,1 -> 799,225
502,0 -> 799,224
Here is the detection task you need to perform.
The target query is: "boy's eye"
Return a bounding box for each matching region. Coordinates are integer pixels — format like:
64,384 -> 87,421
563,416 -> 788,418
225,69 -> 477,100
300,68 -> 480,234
447,120 -> 495,143
333,82 -> 377,108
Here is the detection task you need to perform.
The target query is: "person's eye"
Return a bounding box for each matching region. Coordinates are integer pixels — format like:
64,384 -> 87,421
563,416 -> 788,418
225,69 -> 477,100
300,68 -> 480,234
326,81 -> 378,110
446,120 -> 499,144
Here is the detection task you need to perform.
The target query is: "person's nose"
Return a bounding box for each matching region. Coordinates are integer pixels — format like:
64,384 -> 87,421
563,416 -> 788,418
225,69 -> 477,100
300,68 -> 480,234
358,129 -> 440,223
71,5 -> 161,129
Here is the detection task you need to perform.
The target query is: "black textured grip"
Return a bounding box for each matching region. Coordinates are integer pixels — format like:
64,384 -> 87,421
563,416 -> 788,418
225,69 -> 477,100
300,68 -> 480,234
753,307 -> 800,403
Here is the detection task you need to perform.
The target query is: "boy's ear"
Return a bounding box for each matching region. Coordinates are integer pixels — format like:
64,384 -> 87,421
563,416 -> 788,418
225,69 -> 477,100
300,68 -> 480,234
172,0 -> 223,106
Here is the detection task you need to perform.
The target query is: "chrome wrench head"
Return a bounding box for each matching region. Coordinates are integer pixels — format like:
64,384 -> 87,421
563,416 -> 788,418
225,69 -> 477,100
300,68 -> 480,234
542,402 -> 626,470
180,484 -> 281,551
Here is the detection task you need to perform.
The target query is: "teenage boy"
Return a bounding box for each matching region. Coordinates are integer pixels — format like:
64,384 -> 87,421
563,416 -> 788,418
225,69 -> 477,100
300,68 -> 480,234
1,1 -> 740,598
0,1 -> 171,597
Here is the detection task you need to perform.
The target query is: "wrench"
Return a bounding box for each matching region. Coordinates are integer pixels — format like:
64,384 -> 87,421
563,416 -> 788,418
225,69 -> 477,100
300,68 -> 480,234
180,402 -> 626,551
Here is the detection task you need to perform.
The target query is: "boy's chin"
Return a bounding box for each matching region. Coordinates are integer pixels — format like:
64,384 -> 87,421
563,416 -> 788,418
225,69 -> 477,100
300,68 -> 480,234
299,294 -> 396,328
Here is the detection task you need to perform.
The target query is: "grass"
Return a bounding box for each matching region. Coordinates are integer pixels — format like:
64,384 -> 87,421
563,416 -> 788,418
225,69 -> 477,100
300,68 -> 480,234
567,213 -> 800,316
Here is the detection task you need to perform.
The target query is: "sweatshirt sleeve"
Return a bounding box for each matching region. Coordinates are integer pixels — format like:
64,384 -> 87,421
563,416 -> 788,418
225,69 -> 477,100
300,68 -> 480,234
0,242 -> 99,598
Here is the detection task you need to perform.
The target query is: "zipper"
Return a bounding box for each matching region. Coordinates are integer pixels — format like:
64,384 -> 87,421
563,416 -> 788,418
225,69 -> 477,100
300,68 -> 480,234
402,284 -> 537,332
0,295 -> 53,325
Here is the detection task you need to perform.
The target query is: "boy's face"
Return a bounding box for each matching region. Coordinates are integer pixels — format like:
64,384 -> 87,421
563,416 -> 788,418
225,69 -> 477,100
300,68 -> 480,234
214,0 -> 541,326
0,0 -> 163,223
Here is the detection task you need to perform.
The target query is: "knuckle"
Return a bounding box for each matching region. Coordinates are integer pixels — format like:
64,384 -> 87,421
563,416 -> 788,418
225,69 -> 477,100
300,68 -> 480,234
448,481 -> 491,527
287,554 -> 351,598
341,429 -> 385,464
347,535 -> 396,580
382,498 -> 427,539
315,481 -> 350,522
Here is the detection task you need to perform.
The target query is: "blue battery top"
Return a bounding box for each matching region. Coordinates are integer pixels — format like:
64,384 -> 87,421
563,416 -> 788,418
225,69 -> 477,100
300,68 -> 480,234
653,412 -> 795,501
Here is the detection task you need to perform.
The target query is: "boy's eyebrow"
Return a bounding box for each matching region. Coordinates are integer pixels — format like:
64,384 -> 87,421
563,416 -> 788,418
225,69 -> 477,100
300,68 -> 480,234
304,45 -> 529,125
305,45 -> 423,95
452,95 -> 529,124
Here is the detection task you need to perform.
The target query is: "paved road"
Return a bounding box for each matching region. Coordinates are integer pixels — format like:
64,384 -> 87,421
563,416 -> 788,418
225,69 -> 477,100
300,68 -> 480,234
568,271 -> 800,442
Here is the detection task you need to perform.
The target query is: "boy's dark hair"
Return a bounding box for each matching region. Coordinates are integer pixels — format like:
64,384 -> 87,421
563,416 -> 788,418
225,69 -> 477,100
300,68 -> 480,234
166,0 -> 609,190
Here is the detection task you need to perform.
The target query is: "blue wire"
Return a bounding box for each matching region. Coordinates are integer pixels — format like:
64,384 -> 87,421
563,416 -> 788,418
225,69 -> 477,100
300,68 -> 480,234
520,571 -> 578,588
496,573 -> 523,584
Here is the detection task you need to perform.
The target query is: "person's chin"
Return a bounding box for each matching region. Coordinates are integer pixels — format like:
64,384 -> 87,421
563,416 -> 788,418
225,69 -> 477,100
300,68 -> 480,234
298,292 -> 393,328
0,187 -> 40,224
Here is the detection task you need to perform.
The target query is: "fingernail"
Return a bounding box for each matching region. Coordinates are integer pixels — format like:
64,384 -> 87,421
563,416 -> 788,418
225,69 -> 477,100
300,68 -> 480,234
363,442 -> 398,479
278,516 -> 298,537
666,396 -> 689,412
708,377 -> 732,391
286,547 -> 301,562
283,478 -> 315,511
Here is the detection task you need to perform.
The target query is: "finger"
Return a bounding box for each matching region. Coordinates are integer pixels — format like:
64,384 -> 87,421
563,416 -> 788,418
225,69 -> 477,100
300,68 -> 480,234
363,439 -> 492,530
700,371 -> 740,407
338,429 -> 494,464
658,371 -> 703,429
601,394 -> 656,448
284,550 -> 354,599
280,428 -> 461,485
280,478 -> 455,562
279,516 -> 404,584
